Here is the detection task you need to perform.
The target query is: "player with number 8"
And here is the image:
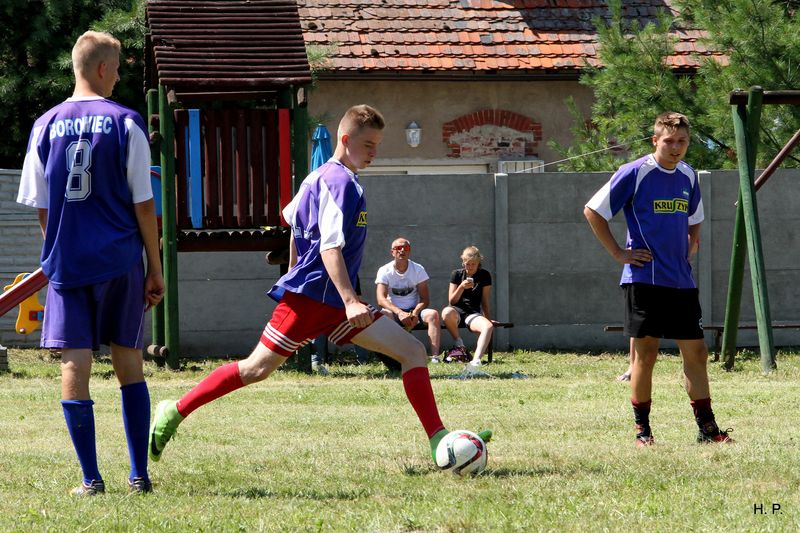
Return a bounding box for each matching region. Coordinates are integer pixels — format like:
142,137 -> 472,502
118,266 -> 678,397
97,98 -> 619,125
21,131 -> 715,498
17,31 -> 164,495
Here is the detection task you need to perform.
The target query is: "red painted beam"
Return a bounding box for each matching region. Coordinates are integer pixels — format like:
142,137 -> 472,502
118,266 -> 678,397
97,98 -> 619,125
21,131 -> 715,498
0,268 -> 47,318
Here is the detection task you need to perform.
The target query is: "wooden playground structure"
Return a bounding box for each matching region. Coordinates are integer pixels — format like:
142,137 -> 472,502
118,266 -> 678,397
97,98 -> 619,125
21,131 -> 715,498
721,88 -> 800,372
144,0 -> 312,367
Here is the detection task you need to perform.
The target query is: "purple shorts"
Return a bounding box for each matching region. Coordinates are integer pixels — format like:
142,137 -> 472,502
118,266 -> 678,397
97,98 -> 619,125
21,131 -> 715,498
41,261 -> 146,350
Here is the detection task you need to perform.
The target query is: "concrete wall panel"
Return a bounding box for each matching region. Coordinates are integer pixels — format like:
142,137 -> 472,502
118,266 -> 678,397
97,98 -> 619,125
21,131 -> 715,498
4,167 -> 800,355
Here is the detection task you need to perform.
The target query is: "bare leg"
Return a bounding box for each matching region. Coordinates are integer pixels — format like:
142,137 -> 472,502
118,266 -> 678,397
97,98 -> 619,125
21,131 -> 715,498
424,311 -> 441,356
468,317 -> 494,364
631,337 -> 659,402
238,342 -> 289,385
618,337 -> 635,381
352,317 -> 427,371
110,343 -> 145,386
441,306 -> 462,345
677,338 -> 711,400
62,349 -> 93,400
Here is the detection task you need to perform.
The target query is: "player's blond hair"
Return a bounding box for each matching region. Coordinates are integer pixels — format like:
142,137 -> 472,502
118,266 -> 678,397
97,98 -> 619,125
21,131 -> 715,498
654,112 -> 690,137
338,104 -> 385,137
72,31 -> 121,77
461,245 -> 483,265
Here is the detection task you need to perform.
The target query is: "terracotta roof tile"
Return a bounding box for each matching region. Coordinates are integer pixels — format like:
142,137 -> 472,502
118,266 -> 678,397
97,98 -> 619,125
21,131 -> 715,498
297,0 -> 722,73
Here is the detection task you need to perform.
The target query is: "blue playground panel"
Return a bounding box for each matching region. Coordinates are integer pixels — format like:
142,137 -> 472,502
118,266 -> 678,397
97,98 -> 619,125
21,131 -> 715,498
185,109 -> 203,229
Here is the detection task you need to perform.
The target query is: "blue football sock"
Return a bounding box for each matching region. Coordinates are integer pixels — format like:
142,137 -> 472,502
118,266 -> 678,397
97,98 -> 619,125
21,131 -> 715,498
121,381 -> 150,481
61,400 -> 101,484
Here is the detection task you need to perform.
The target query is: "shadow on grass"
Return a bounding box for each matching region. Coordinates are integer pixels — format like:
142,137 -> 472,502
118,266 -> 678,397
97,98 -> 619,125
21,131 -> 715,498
402,464 -> 572,479
226,487 -> 369,501
403,462 -> 610,479
430,369 -> 535,380
484,464 -> 606,478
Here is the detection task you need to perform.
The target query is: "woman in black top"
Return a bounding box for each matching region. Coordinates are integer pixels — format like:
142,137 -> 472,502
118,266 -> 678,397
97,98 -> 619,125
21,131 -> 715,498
442,245 -> 495,369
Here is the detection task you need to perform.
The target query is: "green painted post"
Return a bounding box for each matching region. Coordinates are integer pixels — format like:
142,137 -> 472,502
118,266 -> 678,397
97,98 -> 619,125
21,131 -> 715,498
293,96 -> 310,190
159,85 -> 180,369
146,89 -> 165,350
294,89 -> 311,372
734,88 -> 775,372
720,198 -> 747,370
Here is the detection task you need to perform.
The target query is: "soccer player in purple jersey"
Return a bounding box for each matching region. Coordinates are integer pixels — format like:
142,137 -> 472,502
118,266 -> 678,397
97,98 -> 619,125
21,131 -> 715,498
16,31 -> 164,495
584,112 -> 732,447
148,105 -> 490,477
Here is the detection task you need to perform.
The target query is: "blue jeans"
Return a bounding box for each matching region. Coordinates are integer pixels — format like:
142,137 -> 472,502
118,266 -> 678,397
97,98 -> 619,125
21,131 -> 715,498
311,335 -> 327,365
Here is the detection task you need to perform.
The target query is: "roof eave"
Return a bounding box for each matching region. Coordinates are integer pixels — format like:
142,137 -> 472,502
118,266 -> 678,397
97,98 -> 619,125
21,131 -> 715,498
315,69 -> 583,81
314,65 -> 700,82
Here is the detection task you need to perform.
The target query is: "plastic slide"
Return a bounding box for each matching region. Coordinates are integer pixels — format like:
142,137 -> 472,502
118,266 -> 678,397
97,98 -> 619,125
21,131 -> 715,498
1,269 -> 48,333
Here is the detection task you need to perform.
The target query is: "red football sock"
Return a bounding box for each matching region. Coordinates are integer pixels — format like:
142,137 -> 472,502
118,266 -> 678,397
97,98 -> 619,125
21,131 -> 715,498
176,362 -> 244,417
690,397 -> 715,426
401,366 -> 445,438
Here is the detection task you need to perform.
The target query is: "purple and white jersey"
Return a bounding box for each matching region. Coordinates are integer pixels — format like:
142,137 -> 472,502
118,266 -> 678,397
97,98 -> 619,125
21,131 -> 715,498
17,96 -> 152,289
268,159 -> 367,308
585,154 -> 703,289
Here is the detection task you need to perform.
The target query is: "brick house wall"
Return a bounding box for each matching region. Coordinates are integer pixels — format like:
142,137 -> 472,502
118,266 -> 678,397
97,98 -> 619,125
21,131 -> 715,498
442,110 -> 542,159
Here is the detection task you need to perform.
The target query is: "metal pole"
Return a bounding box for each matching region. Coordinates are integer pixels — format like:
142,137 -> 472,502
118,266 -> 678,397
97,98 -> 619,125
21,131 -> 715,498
753,127 -> 800,191
159,85 -> 180,369
733,87 -> 776,372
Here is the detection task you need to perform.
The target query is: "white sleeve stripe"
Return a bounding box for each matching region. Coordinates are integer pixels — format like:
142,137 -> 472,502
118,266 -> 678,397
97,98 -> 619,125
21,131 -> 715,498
687,166 -> 703,224
318,179 -> 345,251
585,181 -> 613,220
17,126 -> 48,208
282,194 -> 299,224
689,199 -> 704,225
125,118 -> 153,203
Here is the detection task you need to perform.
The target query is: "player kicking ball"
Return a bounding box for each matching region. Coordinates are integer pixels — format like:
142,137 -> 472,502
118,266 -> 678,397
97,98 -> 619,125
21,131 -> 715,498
584,112 -> 733,447
149,105 -> 491,475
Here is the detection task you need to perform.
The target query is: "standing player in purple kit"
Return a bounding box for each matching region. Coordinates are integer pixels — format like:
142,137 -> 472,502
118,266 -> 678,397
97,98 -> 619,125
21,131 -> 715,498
17,31 -> 164,495
584,112 -> 732,447
148,105 -> 491,475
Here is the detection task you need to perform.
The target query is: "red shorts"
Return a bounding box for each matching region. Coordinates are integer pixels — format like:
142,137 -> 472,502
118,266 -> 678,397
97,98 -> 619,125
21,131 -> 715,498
260,291 -> 384,357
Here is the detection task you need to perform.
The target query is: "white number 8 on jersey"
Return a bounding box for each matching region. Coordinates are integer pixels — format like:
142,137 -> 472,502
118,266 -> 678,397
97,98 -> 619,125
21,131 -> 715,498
65,139 -> 92,201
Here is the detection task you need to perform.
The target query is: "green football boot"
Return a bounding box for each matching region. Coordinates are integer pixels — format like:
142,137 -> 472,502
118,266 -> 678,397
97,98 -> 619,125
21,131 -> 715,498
149,400 -> 184,462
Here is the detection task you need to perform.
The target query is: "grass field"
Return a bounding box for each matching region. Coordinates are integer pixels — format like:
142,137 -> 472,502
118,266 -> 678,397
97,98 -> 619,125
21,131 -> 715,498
1,347 -> 799,532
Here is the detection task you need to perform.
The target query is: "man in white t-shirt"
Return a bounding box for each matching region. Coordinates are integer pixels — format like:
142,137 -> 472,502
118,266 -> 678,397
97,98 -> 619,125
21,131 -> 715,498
375,237 -> 441,361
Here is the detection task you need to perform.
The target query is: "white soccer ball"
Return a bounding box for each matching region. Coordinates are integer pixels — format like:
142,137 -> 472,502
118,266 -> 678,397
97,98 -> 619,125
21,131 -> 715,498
435,430 -> 488,476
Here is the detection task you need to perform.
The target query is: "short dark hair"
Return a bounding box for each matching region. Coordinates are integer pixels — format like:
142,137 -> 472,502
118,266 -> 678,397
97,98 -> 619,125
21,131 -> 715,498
339,105 -> 385,136
654,112 -> 690,137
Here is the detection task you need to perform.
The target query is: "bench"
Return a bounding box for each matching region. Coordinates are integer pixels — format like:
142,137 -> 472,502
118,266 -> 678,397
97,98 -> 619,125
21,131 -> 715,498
604,323 -> 800,361
313,320 -> 514,372
412,321 -> 514,363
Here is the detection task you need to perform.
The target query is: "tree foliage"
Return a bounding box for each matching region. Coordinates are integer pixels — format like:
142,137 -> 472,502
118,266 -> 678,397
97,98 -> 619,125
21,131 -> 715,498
551,0 -> 800,171
0,0 -> 146,168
